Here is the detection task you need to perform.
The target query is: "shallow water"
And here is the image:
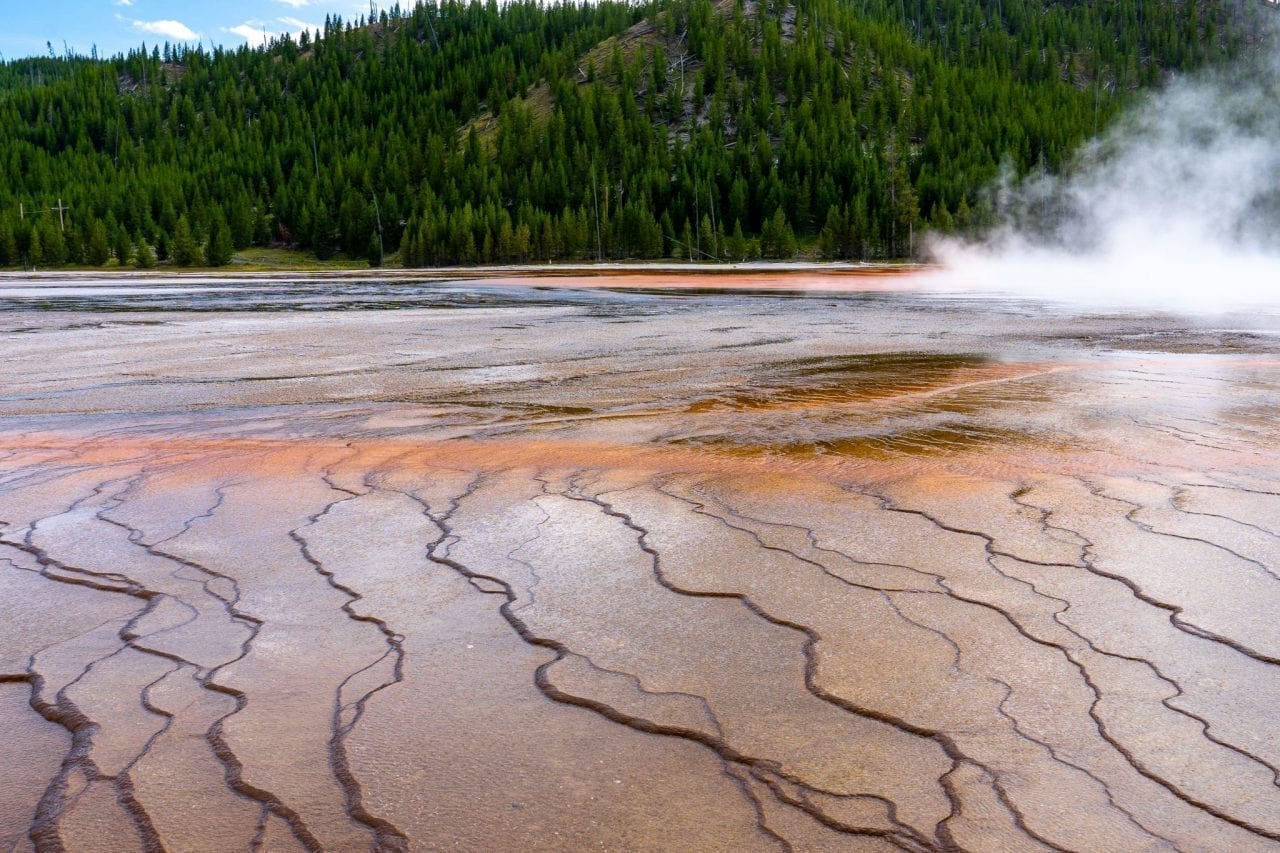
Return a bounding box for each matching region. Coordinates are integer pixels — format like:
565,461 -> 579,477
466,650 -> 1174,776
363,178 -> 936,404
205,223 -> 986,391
3,272 -> 1280,852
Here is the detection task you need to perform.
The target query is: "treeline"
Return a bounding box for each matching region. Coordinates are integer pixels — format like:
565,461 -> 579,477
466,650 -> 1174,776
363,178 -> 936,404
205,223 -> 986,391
0,0 -> 1268,268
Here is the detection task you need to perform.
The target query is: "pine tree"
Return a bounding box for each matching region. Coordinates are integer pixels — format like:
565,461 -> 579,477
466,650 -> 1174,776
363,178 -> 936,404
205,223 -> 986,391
38,219 -> 67,266
28,226 -> 44,267
760,208 -> 796,259
727,220 -> 748,262
65,225 -> 86,266
228,200 -> 255,250
206,214 -> 235,266
86,221 -> 111,266
513,223 -> 532,262
309,201 -> 336,260
819,206 -> 844,260
173,217 -> 200,266
699,215 -> 716,260
0,0 -> 1252,267
134,235 -> 155,269
0,219 -> 15,266
113,227 -> 133,267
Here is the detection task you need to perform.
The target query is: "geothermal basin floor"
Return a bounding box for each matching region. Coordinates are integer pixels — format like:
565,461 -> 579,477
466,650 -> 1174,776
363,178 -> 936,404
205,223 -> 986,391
2,273 -> 1280,852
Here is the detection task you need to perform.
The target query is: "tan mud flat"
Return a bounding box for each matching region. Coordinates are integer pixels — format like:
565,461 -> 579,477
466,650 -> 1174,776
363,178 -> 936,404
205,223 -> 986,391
2,272 -> 1280,852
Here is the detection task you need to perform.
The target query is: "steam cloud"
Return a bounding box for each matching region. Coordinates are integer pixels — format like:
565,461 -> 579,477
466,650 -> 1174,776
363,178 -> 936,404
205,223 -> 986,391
929,51 -> 1280,312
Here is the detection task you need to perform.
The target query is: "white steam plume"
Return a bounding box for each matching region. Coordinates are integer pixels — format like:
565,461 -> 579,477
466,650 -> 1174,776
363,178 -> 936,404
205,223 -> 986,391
928,47 -> 1280,312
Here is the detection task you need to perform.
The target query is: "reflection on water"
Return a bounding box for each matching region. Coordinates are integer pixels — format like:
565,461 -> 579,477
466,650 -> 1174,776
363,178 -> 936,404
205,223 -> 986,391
2,273 -> 1279,468
0,280 -> 599,313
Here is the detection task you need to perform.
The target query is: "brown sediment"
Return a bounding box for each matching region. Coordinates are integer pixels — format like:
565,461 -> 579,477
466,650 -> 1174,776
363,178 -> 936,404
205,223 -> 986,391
2,277 -> 1280,851
0,429 -> 1270,488
479,269 -> 925,293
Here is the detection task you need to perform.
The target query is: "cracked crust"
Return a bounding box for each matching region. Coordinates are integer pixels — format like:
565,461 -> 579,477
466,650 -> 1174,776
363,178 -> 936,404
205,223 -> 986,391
2,279 -> 1280,850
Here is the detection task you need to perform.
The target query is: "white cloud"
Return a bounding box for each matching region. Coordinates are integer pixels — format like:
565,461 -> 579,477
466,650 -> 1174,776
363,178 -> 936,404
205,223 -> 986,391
227,0 -> 422,49
269,0 -> 413,15
226,16 -> 321,48
130,19 -> 200,41
227,22 -> 271,47
278,16 -> 321,30
114,0 -> 135,7
274,0 -> 405,12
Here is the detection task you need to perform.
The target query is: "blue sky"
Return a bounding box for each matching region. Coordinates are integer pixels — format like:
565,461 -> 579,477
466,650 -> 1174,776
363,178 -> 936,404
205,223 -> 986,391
0,0 -> 394,61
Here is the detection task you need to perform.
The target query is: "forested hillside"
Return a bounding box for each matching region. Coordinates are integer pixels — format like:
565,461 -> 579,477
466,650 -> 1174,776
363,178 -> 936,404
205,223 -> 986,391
0,0 -> 1269,268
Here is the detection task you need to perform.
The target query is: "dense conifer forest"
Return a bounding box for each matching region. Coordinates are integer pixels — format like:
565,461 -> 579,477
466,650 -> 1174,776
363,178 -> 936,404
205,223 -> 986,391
0,0 -> 1270,268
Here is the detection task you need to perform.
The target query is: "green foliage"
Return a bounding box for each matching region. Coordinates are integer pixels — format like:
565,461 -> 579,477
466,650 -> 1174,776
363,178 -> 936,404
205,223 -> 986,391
726,220 -> 751,261
35,219 -> 67,266
154,230 -> 170,262
28,225 -> 44,266
205,214 -> 234,266
0,218 -> 16,265
113,224 -> 132,266
0,0 -> 1266,266
86,220 -> 110,266
173,216 -> 200,266
134,234 -> 155,269
760,208 -> 796,259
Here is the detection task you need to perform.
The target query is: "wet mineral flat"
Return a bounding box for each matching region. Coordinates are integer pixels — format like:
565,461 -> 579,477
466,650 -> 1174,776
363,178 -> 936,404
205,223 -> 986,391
2,271 -> 1279,852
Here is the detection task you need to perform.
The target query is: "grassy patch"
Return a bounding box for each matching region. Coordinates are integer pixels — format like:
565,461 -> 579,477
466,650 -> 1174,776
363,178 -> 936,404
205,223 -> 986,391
230,247 -> 371,271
